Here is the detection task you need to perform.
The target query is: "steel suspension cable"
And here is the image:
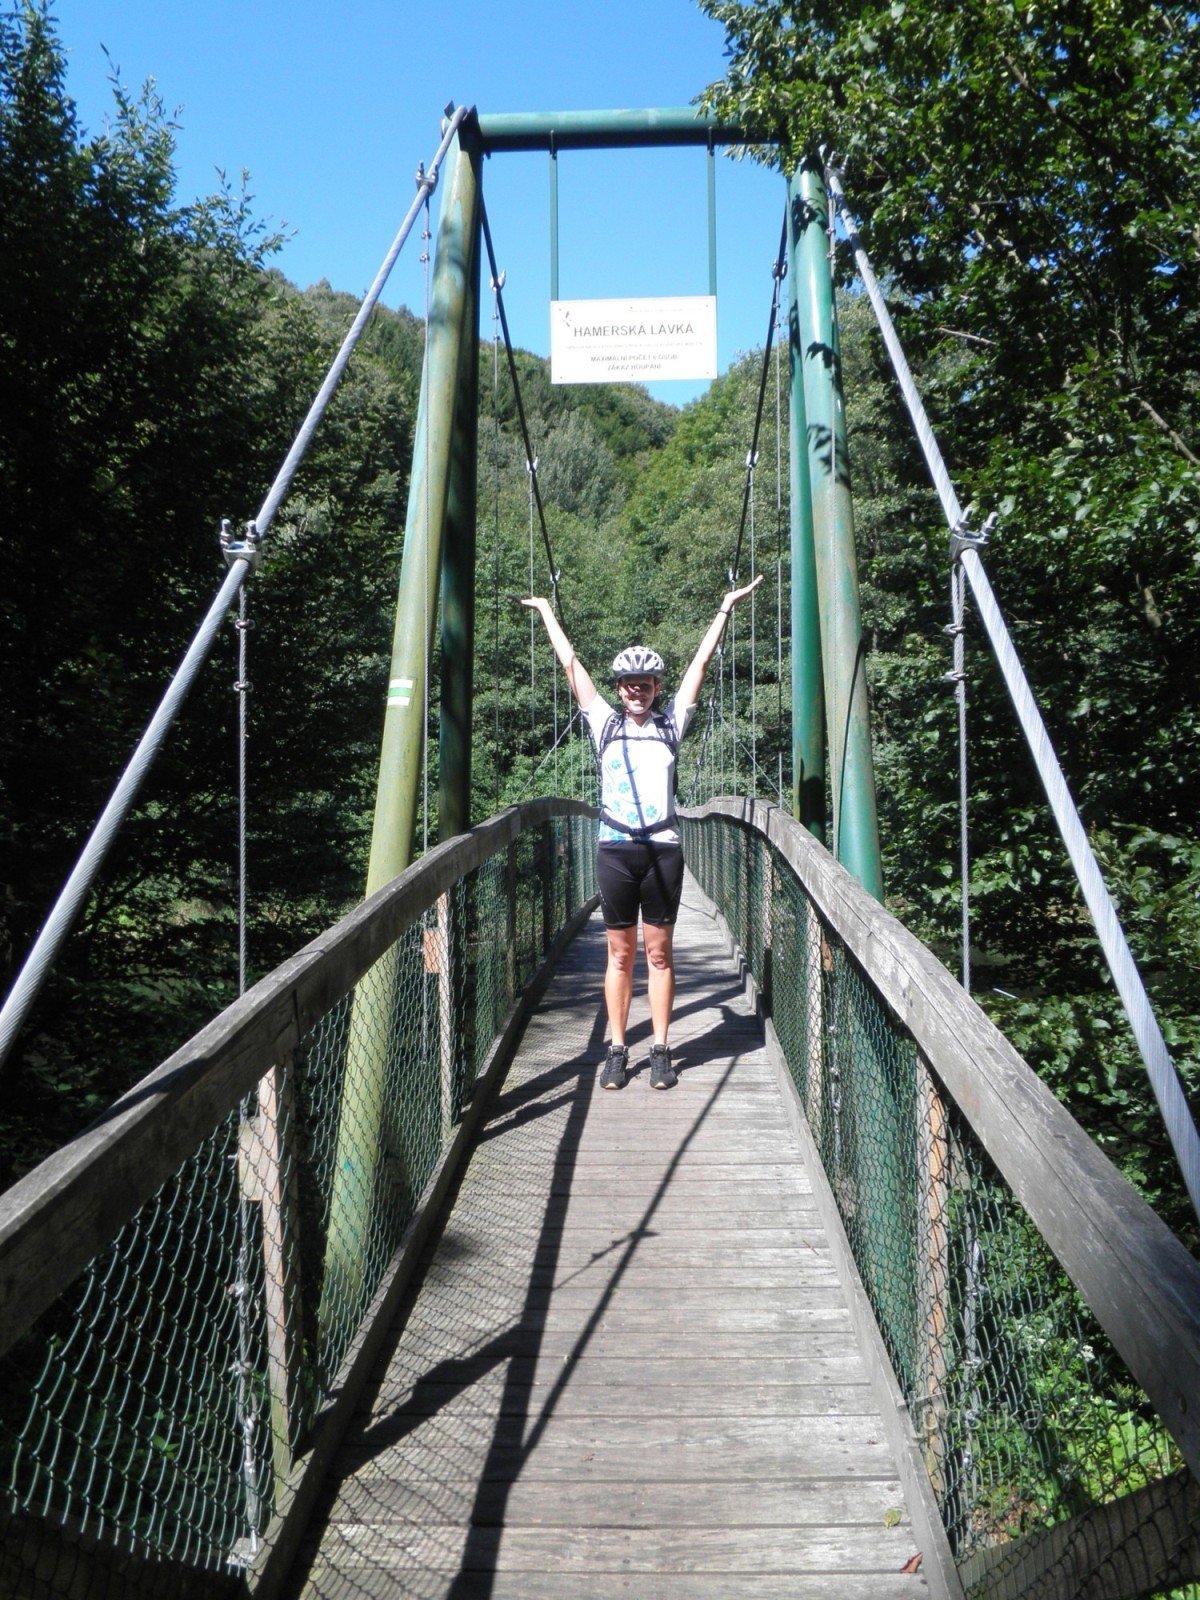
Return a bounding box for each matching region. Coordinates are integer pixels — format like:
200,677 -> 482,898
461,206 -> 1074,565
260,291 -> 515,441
0,109 -> 469,1076
729,596 -> 738,794
825,159 -> 1200,1223
255,108 -> 470,544
689,211 -> 789,803
728,211 -> 789,583
946,563 -> 971,993
236,595 -> 254,992
478,195 -> 566,628
491,276 -> 503,811
528,459 -> 538,745
231,582 -> 260,1546
420,177 -> 433,857
750,457 -> 758,786
516,701 -> 587,801
0,548 -> 247,1076
718,652 -> 727,795
683,700 -> 718,807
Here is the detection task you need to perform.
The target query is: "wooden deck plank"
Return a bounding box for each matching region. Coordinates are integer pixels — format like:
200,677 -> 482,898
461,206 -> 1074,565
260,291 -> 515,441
379,1378 -> 874,1418
366,1350 -> 871,1395
292,1571 -> 926,1600
331,1413 -> 899,1477
285,876 -> 928,1598
364,1325 -> 865,1364
322,1475 -> 907,1526
304,1522 -> 922,1572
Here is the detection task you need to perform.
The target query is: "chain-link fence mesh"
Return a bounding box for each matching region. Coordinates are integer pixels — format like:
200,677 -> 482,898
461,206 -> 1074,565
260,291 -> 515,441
0,807 -> 595,1599
683,808 -> 1199,1600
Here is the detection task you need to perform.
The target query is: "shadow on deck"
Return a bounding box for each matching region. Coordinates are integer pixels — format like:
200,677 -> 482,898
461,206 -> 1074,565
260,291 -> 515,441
283,877 -> 929,1599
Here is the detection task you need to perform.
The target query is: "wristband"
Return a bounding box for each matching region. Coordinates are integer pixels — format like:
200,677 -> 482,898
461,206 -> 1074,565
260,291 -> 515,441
720,606 -> 732,617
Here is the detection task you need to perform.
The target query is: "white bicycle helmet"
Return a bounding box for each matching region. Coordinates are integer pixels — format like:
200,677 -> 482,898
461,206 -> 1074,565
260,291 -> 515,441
612,645 -> 664,678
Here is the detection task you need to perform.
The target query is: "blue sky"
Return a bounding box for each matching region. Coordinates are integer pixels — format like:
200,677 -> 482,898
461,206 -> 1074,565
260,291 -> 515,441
52,0 -> 788,407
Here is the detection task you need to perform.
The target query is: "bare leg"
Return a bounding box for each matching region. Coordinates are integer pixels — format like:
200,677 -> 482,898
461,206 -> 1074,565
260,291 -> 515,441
604,925 -> 638,1044
642,922 -> 676,1046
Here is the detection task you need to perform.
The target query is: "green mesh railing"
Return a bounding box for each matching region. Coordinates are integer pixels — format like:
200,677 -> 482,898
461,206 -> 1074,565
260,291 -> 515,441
683,799 -> 1200,1600
0,800 -> 596,1599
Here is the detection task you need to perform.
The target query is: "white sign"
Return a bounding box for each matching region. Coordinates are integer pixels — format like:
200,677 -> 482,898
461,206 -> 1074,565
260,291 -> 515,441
550,296 -> 717,385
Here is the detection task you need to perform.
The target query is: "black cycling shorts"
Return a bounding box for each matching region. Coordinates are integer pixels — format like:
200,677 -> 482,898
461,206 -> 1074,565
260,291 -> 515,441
596,841 -> 685,929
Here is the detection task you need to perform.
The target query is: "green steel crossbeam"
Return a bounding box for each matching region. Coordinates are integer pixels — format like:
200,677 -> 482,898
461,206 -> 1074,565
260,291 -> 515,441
368,105 -> 882,901
473,108 -> 751,152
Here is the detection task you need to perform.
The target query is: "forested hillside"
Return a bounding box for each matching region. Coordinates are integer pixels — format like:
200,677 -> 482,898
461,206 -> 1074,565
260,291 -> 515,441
1,2 -> 1196,1250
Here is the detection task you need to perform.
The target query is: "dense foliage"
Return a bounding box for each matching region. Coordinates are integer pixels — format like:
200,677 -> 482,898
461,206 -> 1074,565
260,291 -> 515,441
0,5 -> 421,1172
701,0 -> 1200,1244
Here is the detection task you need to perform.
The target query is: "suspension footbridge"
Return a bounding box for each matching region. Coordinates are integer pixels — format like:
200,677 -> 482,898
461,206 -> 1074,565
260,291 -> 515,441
0,107 -> 1197,1600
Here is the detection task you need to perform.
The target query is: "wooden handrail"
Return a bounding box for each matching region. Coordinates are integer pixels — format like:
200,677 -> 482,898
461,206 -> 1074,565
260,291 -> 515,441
685,798 -> 1200,1481
0,799 -> 594,1360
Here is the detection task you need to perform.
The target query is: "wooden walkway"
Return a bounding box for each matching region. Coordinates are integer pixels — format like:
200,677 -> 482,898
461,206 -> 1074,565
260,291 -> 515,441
285,876 -> 930,1599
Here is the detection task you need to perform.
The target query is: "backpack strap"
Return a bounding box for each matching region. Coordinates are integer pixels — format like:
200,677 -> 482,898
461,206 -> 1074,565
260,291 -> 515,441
594,705 -> 681,838
595,708 -> 678,763
595,709 -> 624,762
651,709 -> 679,770
597,812 -> 677,839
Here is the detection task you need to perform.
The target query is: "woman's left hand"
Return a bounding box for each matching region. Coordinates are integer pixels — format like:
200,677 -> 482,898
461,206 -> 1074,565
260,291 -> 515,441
722,575 -> 765,611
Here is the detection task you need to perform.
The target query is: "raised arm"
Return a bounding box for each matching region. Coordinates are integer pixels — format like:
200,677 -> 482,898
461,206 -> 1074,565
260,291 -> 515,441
521,597 -> 598,710
676,576 -> 765,713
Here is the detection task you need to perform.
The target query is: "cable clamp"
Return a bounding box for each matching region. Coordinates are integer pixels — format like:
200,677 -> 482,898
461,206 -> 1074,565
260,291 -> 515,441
491,270 -> 506,292
220,519 -> 261,572
942,670 -> 966,686
772,256 -> 788,282
745,449 -> 758,470
526,456 -> 538,475
942,621 -> 964,638
416,160 -> 439,198
950,510 -> 996,562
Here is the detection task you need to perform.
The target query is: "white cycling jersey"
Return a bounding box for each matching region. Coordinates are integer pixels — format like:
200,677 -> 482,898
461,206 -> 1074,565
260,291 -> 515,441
585,693 -> 695,845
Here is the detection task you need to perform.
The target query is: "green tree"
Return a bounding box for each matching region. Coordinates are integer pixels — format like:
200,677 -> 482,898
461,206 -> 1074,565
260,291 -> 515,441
0,6 -> 423,1172
700,0 -> 1200,1242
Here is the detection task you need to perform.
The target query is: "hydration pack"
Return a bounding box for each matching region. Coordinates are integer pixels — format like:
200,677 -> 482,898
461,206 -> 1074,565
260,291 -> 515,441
593,708 -> 680,838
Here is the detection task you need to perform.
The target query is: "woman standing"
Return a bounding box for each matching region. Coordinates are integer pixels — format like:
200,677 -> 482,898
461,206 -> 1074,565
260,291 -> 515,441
522,578 -> 762,1091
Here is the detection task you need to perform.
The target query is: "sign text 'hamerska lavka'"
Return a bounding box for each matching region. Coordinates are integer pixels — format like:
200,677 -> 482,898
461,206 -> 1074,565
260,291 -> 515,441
550,296 -> 717,384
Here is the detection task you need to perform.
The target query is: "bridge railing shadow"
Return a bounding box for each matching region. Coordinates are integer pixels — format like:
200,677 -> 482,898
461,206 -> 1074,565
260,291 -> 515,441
0,799 -> 597,1600
682,799 -> 1200,1600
